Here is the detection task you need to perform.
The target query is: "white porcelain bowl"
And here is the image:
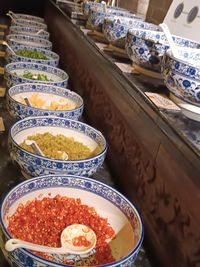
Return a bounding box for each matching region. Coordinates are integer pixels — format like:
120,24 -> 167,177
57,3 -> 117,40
5,45 -> 59,66
9,116 -> 107,177
4,62 -> 69,88
6,34 -> 52,50
10,12 -> 45,23
0,174 -> 144,267
9,26 -> 49,40
11,18 -> 47,30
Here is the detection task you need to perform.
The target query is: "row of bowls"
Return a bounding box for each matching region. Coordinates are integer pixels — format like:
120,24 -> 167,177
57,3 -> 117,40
1,10 -> 144,267
83,1 -> 200,120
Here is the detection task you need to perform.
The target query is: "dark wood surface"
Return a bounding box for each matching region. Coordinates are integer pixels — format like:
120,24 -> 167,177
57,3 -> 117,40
44,2 -> 200,267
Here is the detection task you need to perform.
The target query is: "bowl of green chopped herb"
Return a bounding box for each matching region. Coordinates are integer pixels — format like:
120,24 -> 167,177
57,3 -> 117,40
5,62 -> 69,88
6,45 -> 59,66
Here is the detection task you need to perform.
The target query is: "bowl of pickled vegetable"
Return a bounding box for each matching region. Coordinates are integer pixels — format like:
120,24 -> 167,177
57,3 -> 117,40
9,116 -> 107,177
9,26 -> 49,40
6,34 -> 52,50
7,83 -> 84,120
0,174 -> 144,267
5,62 -> 69,88
6,45 -> 59,66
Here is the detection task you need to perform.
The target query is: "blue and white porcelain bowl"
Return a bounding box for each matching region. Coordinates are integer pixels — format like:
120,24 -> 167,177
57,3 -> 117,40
5,45 -> 59,67
87,9 -> 137,32
9,12 -> 45,23
103,18 -> 155,49
162,48 -> 200,106
11,18 -> 47,30
83,1 -> 125,17
0,174 -> 144,267
7,83 -> 84,120
5,62 -> 69,88
6,34 -> 52,50
9,26 -> 49,40
9,116 -> 107,177
126,28 -> 200,72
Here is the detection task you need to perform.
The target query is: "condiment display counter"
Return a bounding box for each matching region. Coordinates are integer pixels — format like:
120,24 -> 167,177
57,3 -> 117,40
0,1 -> 200,266
43,1 -> 200,267
0,13 -> 152,267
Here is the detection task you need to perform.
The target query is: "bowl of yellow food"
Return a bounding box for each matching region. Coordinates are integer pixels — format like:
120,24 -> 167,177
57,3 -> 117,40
9,116 -> 107,178
7,83 -> 84,120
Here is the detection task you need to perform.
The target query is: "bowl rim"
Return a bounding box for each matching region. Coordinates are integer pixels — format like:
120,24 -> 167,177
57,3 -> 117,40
0,174 -> 144,267
7,83 -> 84,112
6,34 -> 52,45
9,25 -> 49,36
12,18 -> 47,27
10,116 -> 107,163
165,48 -> 200,68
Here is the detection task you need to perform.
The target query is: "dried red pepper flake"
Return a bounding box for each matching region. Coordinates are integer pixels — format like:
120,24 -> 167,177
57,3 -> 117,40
7,195 -> 116,266
72,235 -> 91,247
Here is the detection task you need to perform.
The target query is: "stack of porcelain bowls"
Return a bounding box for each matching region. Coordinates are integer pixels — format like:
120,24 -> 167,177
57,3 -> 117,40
1,10 -> 144,267
5,11 -> 107,179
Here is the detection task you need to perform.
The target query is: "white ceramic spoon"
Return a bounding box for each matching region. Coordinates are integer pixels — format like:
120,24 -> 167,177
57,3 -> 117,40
35,29 -> 45,35
159,23 -> 180,58
5,224 -> 97,255
25,139 -> 68,160
101,1 -> 107,12
2,41 -> 16,55
6,12 -> 17,24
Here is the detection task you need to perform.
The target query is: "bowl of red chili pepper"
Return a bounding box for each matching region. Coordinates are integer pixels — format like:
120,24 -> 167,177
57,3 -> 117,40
9,116 -> 107,178
0,174 -> 144,267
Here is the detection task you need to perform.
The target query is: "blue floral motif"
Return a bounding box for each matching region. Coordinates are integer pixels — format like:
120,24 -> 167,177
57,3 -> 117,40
9,117 -> 107,177
1,175 -> 144,267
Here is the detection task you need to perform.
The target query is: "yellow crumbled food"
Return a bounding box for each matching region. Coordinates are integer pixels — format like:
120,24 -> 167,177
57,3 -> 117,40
20,93 -> 77,110
20,133 -> 102,160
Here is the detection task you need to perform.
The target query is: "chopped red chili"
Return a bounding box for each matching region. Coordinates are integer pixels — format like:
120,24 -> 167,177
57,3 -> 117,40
72,235 -> 91,247
7,195 -> 116,266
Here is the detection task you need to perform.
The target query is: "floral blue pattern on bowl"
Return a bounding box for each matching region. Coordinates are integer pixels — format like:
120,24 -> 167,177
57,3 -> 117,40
9,26 -> 49,40
162,48 -> 200,106
83,1 -> 126,17
5,45 -> 59,67
11,18 -> 47,30
0,174 -> 144,267
6,34 -> 52,50
7,83 -> 84,120
125,28 -> 200,73
5,62 -> 69,88
11,13 -> 45,23
87,9 -> 138,32
9,116 -> 107,177
103,18 -> 156,49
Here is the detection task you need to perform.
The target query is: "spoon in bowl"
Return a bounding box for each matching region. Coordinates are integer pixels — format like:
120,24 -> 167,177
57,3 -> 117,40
1,41 -> 16,55
35,29 -> 45,35
5,224 -> 97,255
159,23 -> 179,58
6,12 -> 17,24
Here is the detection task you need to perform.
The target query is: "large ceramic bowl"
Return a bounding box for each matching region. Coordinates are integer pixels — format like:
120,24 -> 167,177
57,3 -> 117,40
162,48 -> 200,106
5,62 -> 69,88
6,34 -> 52,50
83,1 -> 126,17
9,26 -> 49,40
103,18 -> 155,49
9,12 -> 45,23
11,18 -> 47,30
9,116 -> 107,177
5,45 -> 59,67
126,28 -> 200,72
7,83 -> 84,120
87,8 -> 138,32
0,174 -> 144,267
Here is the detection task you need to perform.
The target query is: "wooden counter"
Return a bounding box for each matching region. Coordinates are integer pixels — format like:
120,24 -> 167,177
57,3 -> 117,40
44,2 -> 200,267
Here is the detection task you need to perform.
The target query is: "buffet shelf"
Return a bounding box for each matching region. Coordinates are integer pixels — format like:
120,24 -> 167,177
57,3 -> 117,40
44,2 -> 200,267
0,15 -> 152,267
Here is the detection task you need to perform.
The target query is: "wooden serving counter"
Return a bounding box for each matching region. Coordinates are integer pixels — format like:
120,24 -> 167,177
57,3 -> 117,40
43,1 -> 200,267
